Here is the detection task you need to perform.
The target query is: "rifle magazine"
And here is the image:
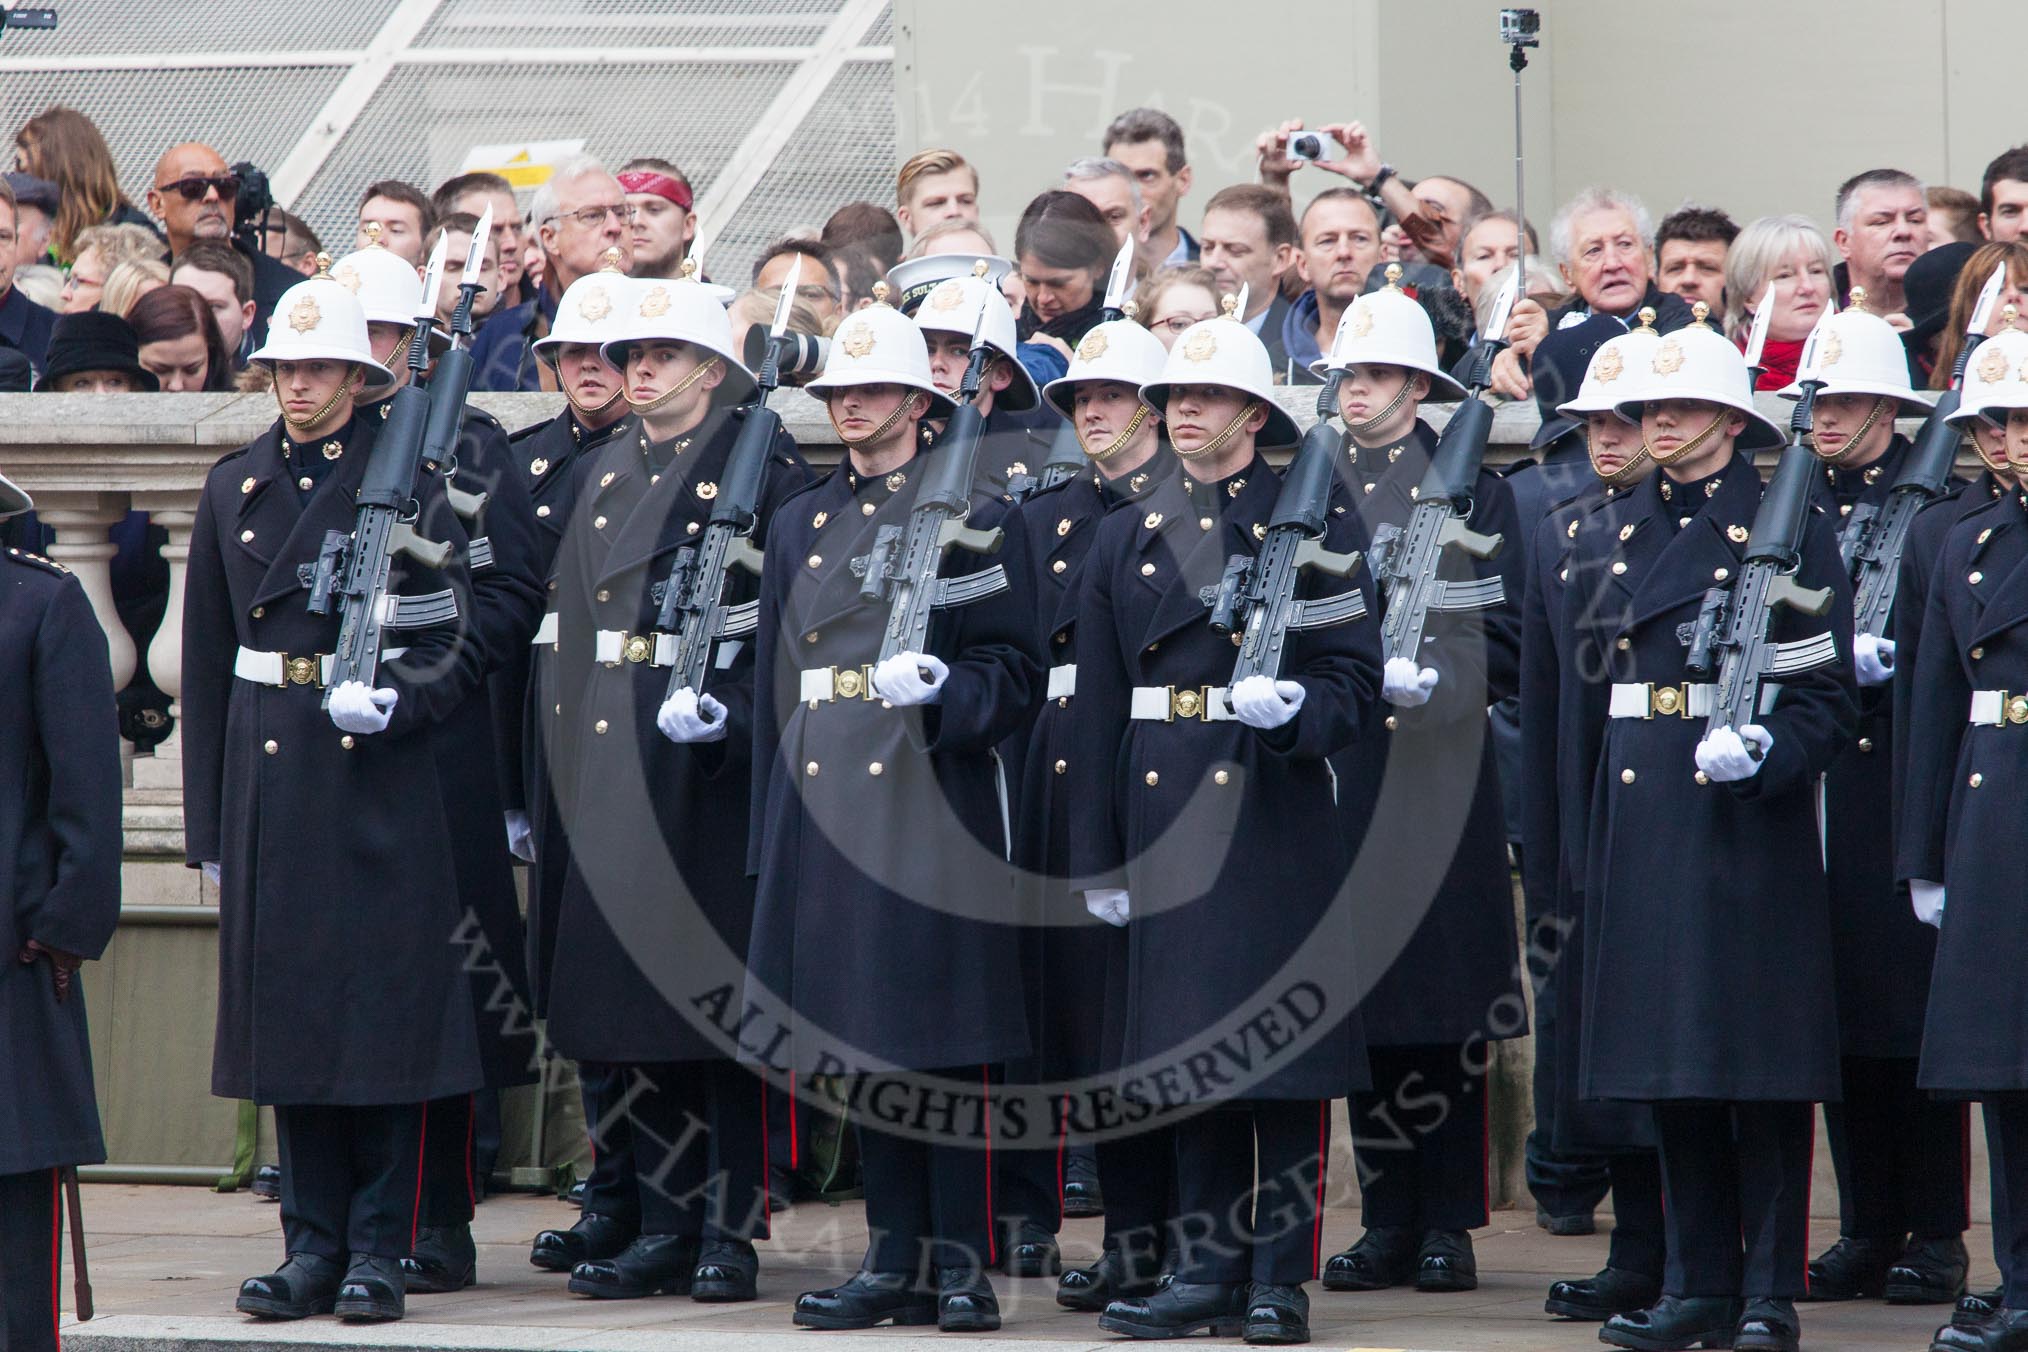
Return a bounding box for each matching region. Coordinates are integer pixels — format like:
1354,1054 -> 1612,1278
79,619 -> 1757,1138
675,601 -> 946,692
933,565 -> 1009,609
716,599 -> 761,638
467,535 -> 494,571
378,588 -> 460,629
1428,575 -> 1506,613
1763,631 -> 1840,676
1288,590 -> 1370,630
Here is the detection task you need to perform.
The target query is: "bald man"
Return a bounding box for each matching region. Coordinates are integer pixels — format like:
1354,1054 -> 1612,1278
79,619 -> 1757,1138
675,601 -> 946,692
146,141 -> 299,347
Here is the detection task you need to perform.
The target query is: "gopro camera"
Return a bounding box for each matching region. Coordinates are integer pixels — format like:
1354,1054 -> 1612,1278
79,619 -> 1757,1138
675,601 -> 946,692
1287,131 -> 1344,164
1499,8 -> 1540,46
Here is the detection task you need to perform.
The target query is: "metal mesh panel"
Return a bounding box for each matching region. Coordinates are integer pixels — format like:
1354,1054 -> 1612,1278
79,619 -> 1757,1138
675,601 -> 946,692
0,3 -> 398,56
0,66 -> 349,205
291,59 -> 799,257
416,0 -> 847,47
709,59 -> 895,288
864,6 -> 892,44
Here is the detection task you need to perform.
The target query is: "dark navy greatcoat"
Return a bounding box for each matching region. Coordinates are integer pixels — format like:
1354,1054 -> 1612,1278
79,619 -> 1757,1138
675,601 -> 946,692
497,406 -> 630,1013
1006,459 -> 1170,1080
426,403 -> 546,1087
1517,479 -> 1656,1154
1808,437 -> 1940,1059
1901,489 -> 2028,1093
1333,418 -> 1526,1048
1068,455 -> 1382,1101
183,415 -> 488,1105
746,443 -> 1043,1073
1571,454 -> 1856,1103
0,548 -> 121,1174
543,409 -> 808,1064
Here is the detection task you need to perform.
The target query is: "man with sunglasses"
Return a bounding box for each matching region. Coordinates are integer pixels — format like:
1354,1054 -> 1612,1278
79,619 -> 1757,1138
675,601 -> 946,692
471,156 -> 633,392
147,142 -> 301,350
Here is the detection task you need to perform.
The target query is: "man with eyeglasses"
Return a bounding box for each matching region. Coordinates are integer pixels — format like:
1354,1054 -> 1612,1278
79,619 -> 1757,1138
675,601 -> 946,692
0,177 -> 55,374
147,141 -> 303,350
470,155 -> 632,392
753,238 -> 842,330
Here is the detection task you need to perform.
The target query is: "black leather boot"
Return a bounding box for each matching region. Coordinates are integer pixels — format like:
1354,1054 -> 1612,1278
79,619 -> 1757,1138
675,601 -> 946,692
1956,1287 -> 2005,1329
235,1252 -> 342,1319
529,1211 -> 634,1272
793,1269 -> 938,1329
1546,1265 -> 1664,1320
1098,1280 -> 1247,1339
401,1224 -> 476,1293
937,1266 -> 1002,1332
691,1239 -> 759,1302
567,1235 -> 700,1298
1600,1294 -> 1743,1350
1062,1150 -> 1104,1218
1320,1226 -> 1417,1291
1243,1282 -> 1310,1345
1888,1235 -> 1972,1305
1733,1296 -> 1801,1352
1803,1234 -> 1898,1301
1930,1307 -> 2028,1350
1058,1248 -> 1159,1311
333,1254 -> 406,1322
1416,1229 -> 1477,1292
999,1221 -> 1061,1277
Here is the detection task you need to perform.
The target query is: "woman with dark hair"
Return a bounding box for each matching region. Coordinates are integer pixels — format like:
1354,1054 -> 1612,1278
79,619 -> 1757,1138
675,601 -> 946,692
1014,190 -> 1116,346
129,282 -> 232,391
1929,239 -> 2028,389
13,106 -> 155,265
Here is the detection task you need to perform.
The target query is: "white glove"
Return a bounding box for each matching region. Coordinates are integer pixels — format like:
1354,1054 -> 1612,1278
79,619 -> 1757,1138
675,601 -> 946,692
1910,879 -> 1945,929
1694,723 -> 1773,782
328,680 -> 397,735
201,861 -> 221,887
1229,674 -> 1305,729
1855,633 -> 1896,686
1084,888 -> 1130,927
657,687 -> 728,743
1381,656 -> 1439,708
871,651 -> 949,706
505,810 -> 534,862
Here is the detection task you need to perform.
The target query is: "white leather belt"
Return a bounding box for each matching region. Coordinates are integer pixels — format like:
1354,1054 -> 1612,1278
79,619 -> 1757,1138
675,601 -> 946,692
234,645 -> 406,688
595,629 -> 676,667
801,664 -> 878,703
1609,681 -> 1781,719
531,612 -> 558,646
1130,684 -> 1233,722
1046,664 -> 1077,699
1969,689 -> 2028,726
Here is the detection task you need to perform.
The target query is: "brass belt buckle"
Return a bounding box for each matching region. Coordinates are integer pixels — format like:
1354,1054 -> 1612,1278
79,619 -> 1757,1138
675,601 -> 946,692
285,655 -> 319,686
624,634 -> 652,663
1171,686 -> 1205,720
2008,692 -> 2028,726
1649,684 -> 1686,718
834,666 -> 869,700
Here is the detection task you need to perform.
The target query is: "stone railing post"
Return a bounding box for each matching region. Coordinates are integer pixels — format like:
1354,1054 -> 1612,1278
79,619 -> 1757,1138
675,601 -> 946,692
129,493 -> 201,791
31,490 -> 138,692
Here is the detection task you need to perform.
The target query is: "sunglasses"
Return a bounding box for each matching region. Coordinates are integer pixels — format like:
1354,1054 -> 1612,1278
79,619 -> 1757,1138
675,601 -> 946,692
157,175 -> 240,203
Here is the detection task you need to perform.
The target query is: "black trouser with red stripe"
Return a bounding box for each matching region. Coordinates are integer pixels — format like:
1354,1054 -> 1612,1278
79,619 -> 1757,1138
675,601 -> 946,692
1098,1121 -> 1177,1282
1823,1055 -> 1969,1242
0,1168 -> 62,1352
856,1069 -> 995,1279
1655,1100 -> 1813,1299
1352,1043 -> 1490,1233
415,1093 -> 478,1230
1170,1099 -> 1330,1286
273,1103 -> 426,1262
615,1061 -> 771,1243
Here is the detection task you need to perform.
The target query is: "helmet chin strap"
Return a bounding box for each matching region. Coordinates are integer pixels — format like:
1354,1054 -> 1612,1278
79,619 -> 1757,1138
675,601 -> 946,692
1647,408 -> 1730,467
829,388 -> 919,449
1347,380 -> 1414,439
566,383 -> 626,419
1806,396 -> 1888,465
276,371 -> 357,431
1595,440 -> 1653,485
1080,404 -> 1150,462
629,355 -> 722,416
1173,400 -> 1257,460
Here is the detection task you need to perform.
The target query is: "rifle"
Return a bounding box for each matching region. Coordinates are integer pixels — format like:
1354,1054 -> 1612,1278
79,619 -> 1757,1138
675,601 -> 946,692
1203,369 -> 1368,681
1364,266 -> 1517,665
1007,236 -> 1138,501
1842,261 -> 2007,637
301,240 -> 460,702
652,257 -> 800,697
850,269 -> 1009,662
1683,316 -> 1842,744
425,206 -> 495,544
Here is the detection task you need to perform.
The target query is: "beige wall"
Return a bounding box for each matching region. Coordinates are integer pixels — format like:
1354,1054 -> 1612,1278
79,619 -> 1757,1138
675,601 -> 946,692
896,0 -> 2023,260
